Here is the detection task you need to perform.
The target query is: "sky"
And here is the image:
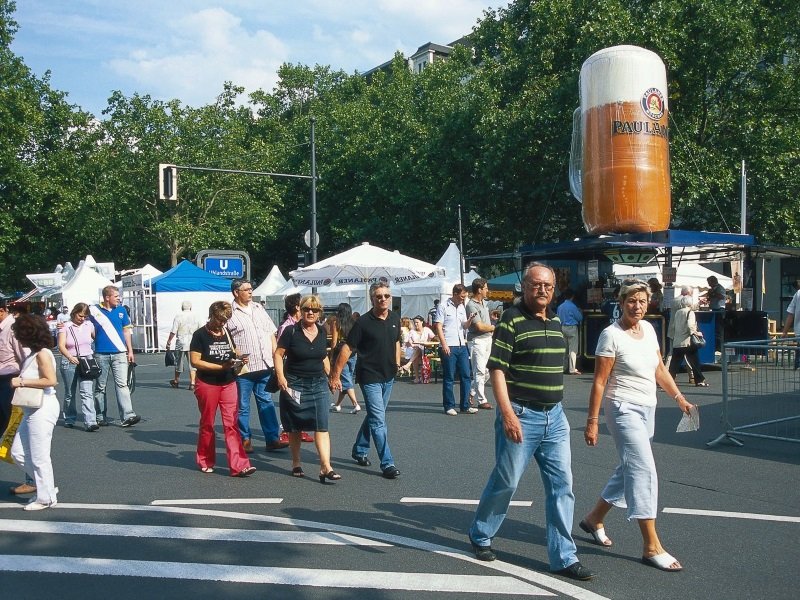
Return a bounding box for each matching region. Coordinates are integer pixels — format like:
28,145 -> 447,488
10,0 -> 509,117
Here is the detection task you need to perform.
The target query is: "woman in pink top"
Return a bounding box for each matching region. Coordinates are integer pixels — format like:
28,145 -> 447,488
56,303 -> 98,431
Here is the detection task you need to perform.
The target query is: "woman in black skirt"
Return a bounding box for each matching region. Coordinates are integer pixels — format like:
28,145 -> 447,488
274,295 -> 340,483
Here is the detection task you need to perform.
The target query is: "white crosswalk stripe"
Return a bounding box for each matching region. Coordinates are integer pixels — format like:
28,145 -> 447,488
0,555 -> 552,595
0,519 -> 390,545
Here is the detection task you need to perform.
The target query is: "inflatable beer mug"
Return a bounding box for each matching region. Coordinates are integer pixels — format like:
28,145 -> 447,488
569,45 -> 671,234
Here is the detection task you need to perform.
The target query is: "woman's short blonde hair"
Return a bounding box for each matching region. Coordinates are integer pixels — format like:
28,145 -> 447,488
618,279 -> 651,302
299,295 -> 323,312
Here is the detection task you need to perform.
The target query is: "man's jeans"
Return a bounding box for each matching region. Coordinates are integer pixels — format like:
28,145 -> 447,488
94,352 -> 135,422
353,380 -> 395,470
60,358 -> 96,427
469,336 -> 492,403
469,402 -> 579,570
441,345 -> 472,411
236,370 -> 280,444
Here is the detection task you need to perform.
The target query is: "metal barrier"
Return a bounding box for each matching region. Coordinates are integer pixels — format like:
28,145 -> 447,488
707,337 -> 800,447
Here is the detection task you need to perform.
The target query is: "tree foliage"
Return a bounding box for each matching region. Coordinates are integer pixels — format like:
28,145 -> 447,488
1,0 -> 799,292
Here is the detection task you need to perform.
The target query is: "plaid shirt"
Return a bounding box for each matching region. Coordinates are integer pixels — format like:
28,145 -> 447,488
226,301 -> 277,372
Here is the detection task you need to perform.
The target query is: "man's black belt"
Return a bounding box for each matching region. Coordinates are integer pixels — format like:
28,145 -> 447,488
512,398 -> 559,411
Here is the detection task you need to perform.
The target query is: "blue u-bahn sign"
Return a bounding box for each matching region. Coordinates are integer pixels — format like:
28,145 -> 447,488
196,249 -> 250,280
204,257 -> 244,278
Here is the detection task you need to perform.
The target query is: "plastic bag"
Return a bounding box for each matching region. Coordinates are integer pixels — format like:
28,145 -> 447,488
676,405 -> 700,433
1,407 -> 24,464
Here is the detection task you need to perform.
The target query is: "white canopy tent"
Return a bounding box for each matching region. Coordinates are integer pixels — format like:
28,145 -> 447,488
253,265 -> 288,301
290,242 -> 444,287
274,242 -> 445,314
398,243 -> 482,318
264,280 -> 373,315
56,263 -> 115,309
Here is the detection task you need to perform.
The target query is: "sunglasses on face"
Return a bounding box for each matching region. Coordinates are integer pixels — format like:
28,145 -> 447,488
373,294 -> 391,300
302,307 -> 321,313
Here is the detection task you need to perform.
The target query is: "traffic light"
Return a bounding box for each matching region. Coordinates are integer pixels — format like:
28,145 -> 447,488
158,164 -> 178,201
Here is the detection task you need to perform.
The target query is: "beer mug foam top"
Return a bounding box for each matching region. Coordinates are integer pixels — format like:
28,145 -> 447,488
579,45 -> 671,235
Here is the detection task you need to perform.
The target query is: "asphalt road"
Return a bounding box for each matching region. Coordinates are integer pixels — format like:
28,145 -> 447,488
1,354 -> 797,599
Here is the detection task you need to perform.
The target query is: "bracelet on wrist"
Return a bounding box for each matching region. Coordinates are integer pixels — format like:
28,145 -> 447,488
586,416 -> 598,422
674,392 -> 685,401
20,379 -> 24,387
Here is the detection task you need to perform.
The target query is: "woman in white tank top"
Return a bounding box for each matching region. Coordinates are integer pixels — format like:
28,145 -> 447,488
10,313 -> 60,510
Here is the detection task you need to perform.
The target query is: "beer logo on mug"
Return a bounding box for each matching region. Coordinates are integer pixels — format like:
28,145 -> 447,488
641,88 -> 665,120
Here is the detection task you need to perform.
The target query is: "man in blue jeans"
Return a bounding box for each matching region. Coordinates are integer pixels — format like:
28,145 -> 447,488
434,283 -> 476,415
90,286 -> 140,427
329,282 -> 401,479
226,279 -> 288,453
468,263 -> 594,582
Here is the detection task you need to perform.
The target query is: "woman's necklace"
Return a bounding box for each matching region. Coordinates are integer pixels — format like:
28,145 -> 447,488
206,323 -> 223,337
620,318 -> 642,336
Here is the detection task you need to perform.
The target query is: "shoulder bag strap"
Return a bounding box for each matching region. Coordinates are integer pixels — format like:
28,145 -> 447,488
69,324 -> 85,358
19,350 -> 40,375
223,328 -> 236,354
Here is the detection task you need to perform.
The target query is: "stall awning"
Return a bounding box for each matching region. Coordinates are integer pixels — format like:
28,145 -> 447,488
520,230 -> 756,262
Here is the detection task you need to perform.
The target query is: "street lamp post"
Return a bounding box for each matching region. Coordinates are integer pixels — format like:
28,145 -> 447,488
310,117 -> 318,266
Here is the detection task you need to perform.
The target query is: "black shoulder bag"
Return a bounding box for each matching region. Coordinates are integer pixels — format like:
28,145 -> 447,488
70,326 -> 102,380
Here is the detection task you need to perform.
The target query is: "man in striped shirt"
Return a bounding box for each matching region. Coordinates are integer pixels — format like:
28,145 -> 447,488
468,263 -> 593,581
226,279 -> 288,453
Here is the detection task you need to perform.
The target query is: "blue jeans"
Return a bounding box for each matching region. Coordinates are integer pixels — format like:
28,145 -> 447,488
441,345 -> 472,411
236,370 -> 281,444
60,358 -> 96,427
469,402 -> 579,571
353,380 -> 395,470
94,353 -> 136,422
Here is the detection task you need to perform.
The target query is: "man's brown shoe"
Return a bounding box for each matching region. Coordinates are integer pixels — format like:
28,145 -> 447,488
242,438 -> 254,453
9,483 -> 36,495
266,439 -> 290,451
477,402 -> 494,410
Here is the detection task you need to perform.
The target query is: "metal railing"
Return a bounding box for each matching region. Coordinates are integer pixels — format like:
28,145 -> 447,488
707,338 -> 800,447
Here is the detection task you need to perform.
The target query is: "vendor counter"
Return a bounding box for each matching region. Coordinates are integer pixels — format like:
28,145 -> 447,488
582,313 -> 665,359
580,309 -> 769,367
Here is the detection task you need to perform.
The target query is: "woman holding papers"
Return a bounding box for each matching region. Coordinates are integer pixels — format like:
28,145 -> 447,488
582,280 -> 694,572
274,295 -> 338,483
189,301 -> 255,477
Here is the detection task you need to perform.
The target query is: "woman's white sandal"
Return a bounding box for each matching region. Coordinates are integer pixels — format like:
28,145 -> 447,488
641,552 -> 683,571
579,520 -> 613,547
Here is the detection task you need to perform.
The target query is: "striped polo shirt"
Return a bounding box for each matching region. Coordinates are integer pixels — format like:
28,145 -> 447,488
487,303 -> 565,407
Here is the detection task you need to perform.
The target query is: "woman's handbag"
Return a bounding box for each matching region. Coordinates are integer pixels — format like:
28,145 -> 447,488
690,332 -> 706,349
11,353 -> 44,409
70,327 -> 101,379
164,349 -> 176,367
77,356 -> 102,380
266,372 -> 280,394
12,386 -> 44,409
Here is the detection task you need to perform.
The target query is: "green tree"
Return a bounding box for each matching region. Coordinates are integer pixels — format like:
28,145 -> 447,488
0,0 -> 97,289
91,84 -> 282,268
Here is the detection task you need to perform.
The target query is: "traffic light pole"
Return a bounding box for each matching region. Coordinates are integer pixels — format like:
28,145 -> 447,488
159,120 -> 320,274
310,118 -> 317,265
